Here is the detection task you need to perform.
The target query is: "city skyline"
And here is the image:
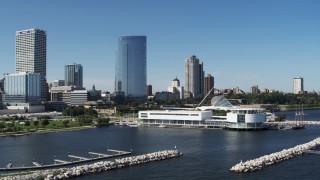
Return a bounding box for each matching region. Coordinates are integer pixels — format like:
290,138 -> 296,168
0,0 -> 319,93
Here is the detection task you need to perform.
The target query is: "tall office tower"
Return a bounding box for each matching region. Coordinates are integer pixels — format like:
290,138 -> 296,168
115,36 -> 147,98
65,64 -> 83,88
185,55 -> 204,98
204,74 -> 214,96
4,72 -> 41,105
147,85 -> 152,96
293,77 -> 304,94
16,29 -> 47,101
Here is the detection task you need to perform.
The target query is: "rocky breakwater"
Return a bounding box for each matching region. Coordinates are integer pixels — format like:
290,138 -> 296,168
230,137 -> 320,173
3,150 -> 182,180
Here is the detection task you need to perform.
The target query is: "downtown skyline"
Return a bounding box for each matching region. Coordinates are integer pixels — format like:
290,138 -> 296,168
0,0 -> 319,93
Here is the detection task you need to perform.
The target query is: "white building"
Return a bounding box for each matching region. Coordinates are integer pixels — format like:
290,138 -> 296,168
167,77 -> 184,99
70,90 -> 88,106
16,29 -> 47,101
139,96 -> 267,130
293,77 -> 304,94
139,110 -> 212,126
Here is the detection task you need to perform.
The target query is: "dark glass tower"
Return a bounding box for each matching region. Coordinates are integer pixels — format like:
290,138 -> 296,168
65,64 -> 83,88
115,36 -> 147,97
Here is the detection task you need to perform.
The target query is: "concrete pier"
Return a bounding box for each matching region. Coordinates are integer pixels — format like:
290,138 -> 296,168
230,137 -> 320,173
54,159 -> 69,164
67,155 -> 89,161
2,150 -> 182,180
88,152 -> 112,158
0,148 -> 131,172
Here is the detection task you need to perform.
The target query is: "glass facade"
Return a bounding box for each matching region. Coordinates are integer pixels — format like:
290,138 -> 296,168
65,64 -> 83,88
4,72 -> 40,104
16,29 -> 47,101
115,36 -> 146,97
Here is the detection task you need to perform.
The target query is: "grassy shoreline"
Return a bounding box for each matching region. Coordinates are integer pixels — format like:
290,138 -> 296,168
0,125 -> 95,137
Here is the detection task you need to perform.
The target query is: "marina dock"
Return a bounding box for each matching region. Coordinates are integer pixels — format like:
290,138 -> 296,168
2,150 -> 182,180
0,148 -> 131,172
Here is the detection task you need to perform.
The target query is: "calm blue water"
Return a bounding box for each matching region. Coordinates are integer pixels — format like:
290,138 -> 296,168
1,110 -> 320,179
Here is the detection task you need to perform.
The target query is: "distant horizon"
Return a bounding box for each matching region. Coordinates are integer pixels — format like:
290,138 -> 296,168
0,0 -> 319,93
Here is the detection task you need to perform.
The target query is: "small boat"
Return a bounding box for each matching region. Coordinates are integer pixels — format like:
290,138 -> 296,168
292,124 -> 305,130
128,124 -> 139,127
278,125 -> 292,130
158,124 -> 167,128
115,121 -> 127,126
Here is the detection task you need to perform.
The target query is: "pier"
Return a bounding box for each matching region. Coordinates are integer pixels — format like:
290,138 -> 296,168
230,137 -> 320,173
0,148 -> 131,172
2,150 -> 182,180
266,120 -> 320,126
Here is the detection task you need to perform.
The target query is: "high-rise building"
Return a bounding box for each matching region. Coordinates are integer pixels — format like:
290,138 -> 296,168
147,85 -> 153,96
167,77 -> 184,99
204,74 -> 214,96
185,55 -> 204,98
65,64 -> 83,88
251,85 -> 259,94
293,77 -> 304,94
52,80 -> 65,87
16,29 -> 47,101
4,72 -> 41,105
115,36 -> 147,98
0,78 -> 4,91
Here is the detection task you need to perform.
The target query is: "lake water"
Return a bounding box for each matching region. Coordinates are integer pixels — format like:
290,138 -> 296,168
1,110 -> 320,179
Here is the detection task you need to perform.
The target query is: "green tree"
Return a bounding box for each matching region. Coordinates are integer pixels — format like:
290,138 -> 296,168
25,121 -> 30,126
62,120 -> 69,127
41,119 -> 49,127
0,122 -> 5,129
33,121 -> 39,127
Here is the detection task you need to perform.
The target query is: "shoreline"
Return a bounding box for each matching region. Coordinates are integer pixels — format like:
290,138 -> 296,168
0,125 -> 95,137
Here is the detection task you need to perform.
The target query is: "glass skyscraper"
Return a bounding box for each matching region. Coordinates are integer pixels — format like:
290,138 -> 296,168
65,64 -> 83,88
115,36 -> 147,97
4,72 -> 40,105
16,29 -> 47,101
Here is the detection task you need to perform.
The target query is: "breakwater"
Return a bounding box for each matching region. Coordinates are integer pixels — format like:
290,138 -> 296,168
230,137 -> 320,173
2,150 -> 182,180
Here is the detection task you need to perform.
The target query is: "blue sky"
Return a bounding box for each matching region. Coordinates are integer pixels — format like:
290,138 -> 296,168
0,0 -> 319,93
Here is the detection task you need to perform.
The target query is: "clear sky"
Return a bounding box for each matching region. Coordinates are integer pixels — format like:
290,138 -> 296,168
0,0 -> 319,93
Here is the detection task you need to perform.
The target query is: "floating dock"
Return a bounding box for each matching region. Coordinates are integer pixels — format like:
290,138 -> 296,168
0,148 -> 131,172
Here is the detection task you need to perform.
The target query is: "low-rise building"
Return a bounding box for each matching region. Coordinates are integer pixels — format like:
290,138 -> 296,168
70,90 -> 88,106
155,91 -> 180,101
4,72 -> 41,106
